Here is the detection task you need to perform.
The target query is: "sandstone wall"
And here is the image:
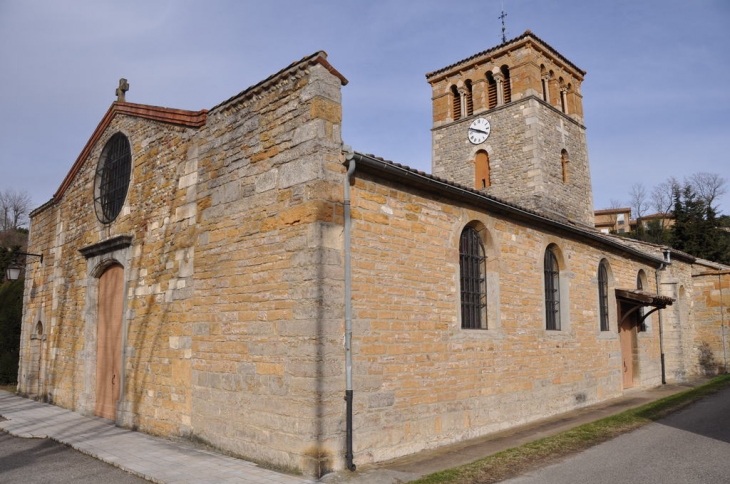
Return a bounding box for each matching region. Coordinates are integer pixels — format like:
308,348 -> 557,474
690,271 -> 730,375
20,115 -> 200,431
347,170 -> 661,465
188,61 -> 346,475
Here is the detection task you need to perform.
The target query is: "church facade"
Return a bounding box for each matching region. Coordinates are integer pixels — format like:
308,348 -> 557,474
17,32 -> 729,476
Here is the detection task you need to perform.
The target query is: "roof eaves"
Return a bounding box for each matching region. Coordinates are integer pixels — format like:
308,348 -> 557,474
50,102 -> 208,205
209,51 -> 348,113
425,30 -> 586,82
348,152 -> 665,266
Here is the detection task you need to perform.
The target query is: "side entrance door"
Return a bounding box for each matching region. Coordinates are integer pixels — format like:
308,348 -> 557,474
95,264 -> 124,420
618,301 -> 638,389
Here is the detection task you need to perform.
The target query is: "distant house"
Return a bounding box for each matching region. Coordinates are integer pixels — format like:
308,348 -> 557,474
594,207 -> 632,234
633,212 -> 675,231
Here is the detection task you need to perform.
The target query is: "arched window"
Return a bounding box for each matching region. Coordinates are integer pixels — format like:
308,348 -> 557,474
500,65 -> 512,104
94,132 -> 132,224
544,246 -> 561,330
451,85 -> 462,120
561,149 -> 569,183
637,271 -> 647,332
486,72 -> 498,109
540,65 -> 550,103
464,80 -> 474,117
460,226 -> 487,329
475,151 -> 490,189
598,261 -> 610,331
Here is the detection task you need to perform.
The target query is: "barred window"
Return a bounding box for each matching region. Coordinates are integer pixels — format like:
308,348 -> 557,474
544,246 -> 561,330
94,132 -> 131,224
460,226 -> 487,329
598,261 -> 609,331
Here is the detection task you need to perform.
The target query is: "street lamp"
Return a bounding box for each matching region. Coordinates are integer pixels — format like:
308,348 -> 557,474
4,251 -> 43,281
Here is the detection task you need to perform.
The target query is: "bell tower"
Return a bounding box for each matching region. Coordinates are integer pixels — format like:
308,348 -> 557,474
427,31 -> 594,226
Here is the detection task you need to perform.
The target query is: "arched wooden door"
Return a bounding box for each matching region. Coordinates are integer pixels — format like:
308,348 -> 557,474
95,264 -> 124,420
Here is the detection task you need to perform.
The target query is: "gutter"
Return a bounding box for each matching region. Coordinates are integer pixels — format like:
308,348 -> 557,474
350,152 -> 667,268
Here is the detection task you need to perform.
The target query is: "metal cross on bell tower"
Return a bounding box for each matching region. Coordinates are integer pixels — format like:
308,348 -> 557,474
499,4 -> 508,43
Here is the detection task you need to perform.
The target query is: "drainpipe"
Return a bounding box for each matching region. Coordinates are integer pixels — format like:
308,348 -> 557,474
656,250 -> 669,384
720,274 -> 728,374
343,147 -> 357,472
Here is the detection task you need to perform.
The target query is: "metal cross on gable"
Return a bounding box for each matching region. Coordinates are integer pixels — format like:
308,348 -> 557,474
115,78 -> 129,102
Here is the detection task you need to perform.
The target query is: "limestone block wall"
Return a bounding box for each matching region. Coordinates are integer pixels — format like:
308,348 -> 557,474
347,170 -> 661,465
20,114 -> 202,439
188,61 -> 347,476
658,259 -> 697,382
18,203 -> 55,396
690,271 -> 730,375
432,97 -> 593,226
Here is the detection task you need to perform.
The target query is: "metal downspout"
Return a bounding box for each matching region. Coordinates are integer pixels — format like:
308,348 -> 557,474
343,150 -> 357,471
656,263 -> 667,384
720,274 -> 727,373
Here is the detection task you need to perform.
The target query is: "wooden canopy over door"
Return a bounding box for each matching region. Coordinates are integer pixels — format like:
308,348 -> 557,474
615,288 -> 674,390
95,264 -> 124,420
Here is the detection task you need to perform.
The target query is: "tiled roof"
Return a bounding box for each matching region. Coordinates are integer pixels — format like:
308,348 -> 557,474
347,151 -> 667,266
48,102 -> 209,206
425,30 -> 586,81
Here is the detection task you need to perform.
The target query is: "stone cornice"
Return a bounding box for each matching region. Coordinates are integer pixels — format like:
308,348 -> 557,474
79,235 -> 133,259
426,30 -> 586,85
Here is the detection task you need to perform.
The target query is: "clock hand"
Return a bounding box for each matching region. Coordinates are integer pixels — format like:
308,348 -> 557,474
469,128 -> 489,135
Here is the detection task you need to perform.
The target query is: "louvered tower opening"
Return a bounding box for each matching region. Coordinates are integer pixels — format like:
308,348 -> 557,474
451,85 -> 461,120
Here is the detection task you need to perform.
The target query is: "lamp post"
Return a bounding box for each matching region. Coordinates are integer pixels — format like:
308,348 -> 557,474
4,251 -> 43,281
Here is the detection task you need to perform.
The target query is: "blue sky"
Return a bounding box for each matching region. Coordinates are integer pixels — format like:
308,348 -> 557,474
1,0 -> 728,219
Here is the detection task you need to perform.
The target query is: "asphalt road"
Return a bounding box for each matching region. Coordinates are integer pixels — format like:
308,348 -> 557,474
502,386 -> 730,484
0,431 -> 148,484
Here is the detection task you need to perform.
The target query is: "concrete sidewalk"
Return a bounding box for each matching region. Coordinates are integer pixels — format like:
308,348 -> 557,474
0,381 -> 702,484
0,391 -> 313,484
321,381 -> 703,483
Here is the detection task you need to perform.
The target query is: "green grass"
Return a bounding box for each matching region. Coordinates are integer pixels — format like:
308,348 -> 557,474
411,375 -> 730,484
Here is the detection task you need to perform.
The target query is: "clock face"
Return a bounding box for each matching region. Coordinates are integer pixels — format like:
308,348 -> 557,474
468,118 -> 491,144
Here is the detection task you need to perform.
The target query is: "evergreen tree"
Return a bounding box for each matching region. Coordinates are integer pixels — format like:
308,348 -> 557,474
670,186 -> 730,264
0,280 -> 23,384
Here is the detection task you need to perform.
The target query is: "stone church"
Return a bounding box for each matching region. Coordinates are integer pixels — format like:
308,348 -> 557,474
18,31 -> 729,476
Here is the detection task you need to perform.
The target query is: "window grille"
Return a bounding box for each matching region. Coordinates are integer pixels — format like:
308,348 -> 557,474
460,227 -> 487,329
94,133 -> 131,224
598,262 -> 609,331
544,247 -> 561,330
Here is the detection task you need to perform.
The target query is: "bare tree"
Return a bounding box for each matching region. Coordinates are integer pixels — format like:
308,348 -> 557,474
0,188 -> 32,230
651,176 -> 681,215
628,183 -> 649,220
687,172 -> 727,210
